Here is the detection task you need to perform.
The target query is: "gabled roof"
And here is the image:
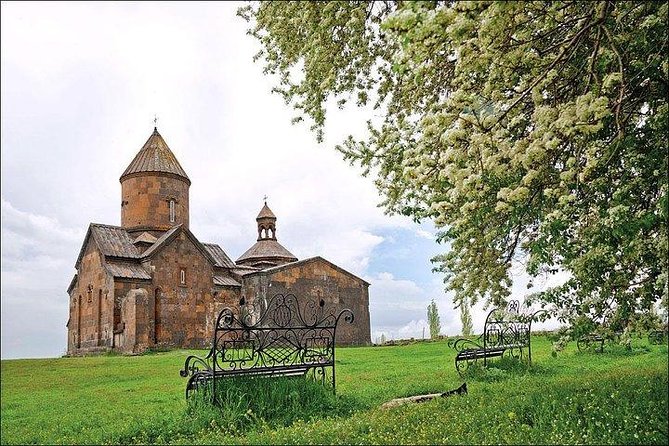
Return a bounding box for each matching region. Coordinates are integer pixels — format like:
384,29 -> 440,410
67,274 -> 78,294
141,224 -> 218,266
141,225 -> 182,258
75,223 -> 142,268
232,265 -> 261,276
75,223 -> 228,274
105,261 -> 152,280
134,232 -> 158,244
203,243 -> 237,268
120,128 -> 190,184
73,222 -> 241,288
247,256 -> 371,286
236,239 -> 297,264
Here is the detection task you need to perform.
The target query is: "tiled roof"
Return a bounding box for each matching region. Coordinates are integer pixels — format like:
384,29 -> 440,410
67,274 -> 78,294
90,224 -> 143,259
256,202 -> 276,219
203,243 -> 236,268
247,256 -> 371,286
140,225 -> 220,268
236,239 -> 297,263
213,275 -> 241,287
134,232 -> 158,244
75,222 -> 240,286
106,261 -> 152,280
120,128 -> 190,184
232,265 -> 260,276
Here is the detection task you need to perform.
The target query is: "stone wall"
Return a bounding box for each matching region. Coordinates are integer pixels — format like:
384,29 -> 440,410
241,258 -> 371,345
121,173 -> 189,231
144,230 -> 240,349
118,288 -> 150,354
67,241 -> 115,354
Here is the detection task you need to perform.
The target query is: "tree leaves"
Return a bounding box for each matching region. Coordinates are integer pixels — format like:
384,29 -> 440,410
241,1 -> 668,326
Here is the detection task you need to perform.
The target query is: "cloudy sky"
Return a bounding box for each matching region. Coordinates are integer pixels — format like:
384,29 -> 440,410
1,2 -> 560,360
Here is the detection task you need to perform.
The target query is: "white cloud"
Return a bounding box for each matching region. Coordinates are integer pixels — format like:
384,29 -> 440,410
415,229 -> 434,239
365,271 -> 468,340
0,2 -> 564,359
372,319 -> 428,342
0,2 -> 423,359
1,198 -> 80,358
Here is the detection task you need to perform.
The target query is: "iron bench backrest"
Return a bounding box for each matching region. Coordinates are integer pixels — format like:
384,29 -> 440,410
181,293 -> 353,401
211,294 -> 352,374
449,300 -> 548,374
483,300 -> 535,363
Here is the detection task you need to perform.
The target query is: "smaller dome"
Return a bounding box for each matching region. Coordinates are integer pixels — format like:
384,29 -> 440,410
236,239 -> 297,266
237,201 -> 296,269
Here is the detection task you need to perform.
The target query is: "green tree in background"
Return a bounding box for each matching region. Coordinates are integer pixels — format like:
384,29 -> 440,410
427,299 -> 441,338
460,297 -> 473,336
239,1 -> 668,327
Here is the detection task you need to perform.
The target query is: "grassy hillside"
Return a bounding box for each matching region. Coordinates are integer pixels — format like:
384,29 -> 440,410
1,336 -> 667,444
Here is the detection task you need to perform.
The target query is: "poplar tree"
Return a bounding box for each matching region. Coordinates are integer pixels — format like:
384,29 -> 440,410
461,297 -> 473,336
427,299 -> 441,339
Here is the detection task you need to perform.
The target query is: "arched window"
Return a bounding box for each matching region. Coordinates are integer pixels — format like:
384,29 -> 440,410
154,288 -> 161,345
97,289 -> 102,344
169,199 -> 176,223
77,295 -> 82,348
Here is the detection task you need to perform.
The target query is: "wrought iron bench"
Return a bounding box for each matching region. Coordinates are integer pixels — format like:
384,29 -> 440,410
179,293 -> 354,403
577,333 -> 605,353
648,330 -> 667,345
448,300 -> 545,376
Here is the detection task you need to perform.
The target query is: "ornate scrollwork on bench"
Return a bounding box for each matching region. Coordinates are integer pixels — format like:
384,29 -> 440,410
648,330 -> 667,345
447,300 -> 547,376
180,293 -> 354,402
577,333 -> 605,353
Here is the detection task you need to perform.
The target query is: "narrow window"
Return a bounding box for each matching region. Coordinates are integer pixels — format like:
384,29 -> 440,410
169,199 -> 176,223
180,268 -> 186,285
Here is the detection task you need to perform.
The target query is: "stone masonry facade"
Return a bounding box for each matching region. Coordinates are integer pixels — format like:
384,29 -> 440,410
66,128 -> 371,355
121,174 -> 190,232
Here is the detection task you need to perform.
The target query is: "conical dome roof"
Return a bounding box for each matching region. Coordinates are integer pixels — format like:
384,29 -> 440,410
257,202 -> 276,219
120,128 -> 190,184
236,239 -> 297,265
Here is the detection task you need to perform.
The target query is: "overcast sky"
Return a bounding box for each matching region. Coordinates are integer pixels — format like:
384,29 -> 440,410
1,2 -> 560,360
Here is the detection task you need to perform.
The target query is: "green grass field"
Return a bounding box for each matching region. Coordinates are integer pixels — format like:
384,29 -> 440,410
1,336 -> 667,445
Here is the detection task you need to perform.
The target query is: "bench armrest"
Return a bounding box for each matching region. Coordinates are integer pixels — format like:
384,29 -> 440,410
448,337 -> 483,352
180,354 -> 212,378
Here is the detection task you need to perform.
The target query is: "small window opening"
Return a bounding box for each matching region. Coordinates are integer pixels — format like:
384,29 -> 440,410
180,268 -> 186,285
169,199 -> 176,223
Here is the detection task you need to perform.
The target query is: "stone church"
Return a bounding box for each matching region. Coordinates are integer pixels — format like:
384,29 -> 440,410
66,128 -> 371,355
